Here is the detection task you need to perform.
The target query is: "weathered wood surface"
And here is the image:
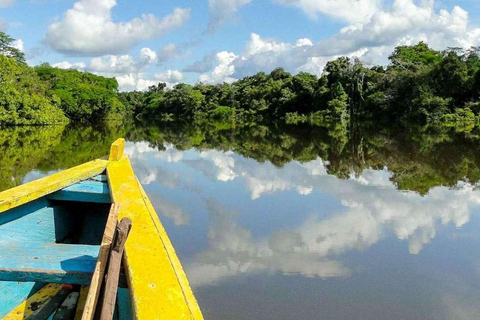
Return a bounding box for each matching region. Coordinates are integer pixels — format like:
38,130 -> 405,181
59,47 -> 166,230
1,283 -> 63,319
107,156 -> 203,320
48,180 -> 111,204
81,204 -> 120,320
0,205 -> 57,243
98,218 -> 132,320
0,241 -> 100,285
0,159 -> 108,214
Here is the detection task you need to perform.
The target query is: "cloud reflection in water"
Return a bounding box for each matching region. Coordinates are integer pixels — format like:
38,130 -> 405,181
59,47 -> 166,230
124,141 -> 480,288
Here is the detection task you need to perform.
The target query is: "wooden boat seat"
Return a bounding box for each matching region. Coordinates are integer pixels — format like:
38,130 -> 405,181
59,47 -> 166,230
0,241 -> 100,285
48,179 -> 111,204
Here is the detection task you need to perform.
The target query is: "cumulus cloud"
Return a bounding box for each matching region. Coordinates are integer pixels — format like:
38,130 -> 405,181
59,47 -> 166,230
75,48 -> 180,91
45,0 -> 190,56
195,1 -> 480,84
154,69 -> 184,83
207,0 -> 251,33
52,61 -> 86,69
53,46 -> 182,91
198,51 -> 238,84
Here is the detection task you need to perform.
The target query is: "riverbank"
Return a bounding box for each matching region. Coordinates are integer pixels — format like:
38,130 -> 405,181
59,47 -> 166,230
3,31 -> 480,128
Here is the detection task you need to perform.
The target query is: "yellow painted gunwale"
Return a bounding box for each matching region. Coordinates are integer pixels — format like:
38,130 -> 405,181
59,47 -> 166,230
0,159 -> 108,214
107,148 -> 203,319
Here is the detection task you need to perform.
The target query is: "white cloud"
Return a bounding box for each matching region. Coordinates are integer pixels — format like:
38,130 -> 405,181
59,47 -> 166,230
52,61 -> 86,69
194,1 -> 480,84
207,0 -> 251,33
80,48 -> 167,91
245,33 -> 292,56
45,0 -> 190,56
11,39 -> 23,52
273,0 -> 381,23
197,33 -> 322,82
139,47 -> 157,65
198,51 -> 238,84
0,0 -> 16,8
154,69 -> 184,83
89,54 -> 138,75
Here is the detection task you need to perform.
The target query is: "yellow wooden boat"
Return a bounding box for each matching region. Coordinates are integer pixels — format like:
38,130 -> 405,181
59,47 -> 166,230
0,139 -> 203,319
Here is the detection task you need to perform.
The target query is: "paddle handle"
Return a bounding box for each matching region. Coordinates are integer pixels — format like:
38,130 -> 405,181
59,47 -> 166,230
98,218 -> 132,320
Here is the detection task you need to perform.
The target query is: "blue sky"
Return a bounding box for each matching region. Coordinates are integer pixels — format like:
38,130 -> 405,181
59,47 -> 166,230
2,0 -> 480,90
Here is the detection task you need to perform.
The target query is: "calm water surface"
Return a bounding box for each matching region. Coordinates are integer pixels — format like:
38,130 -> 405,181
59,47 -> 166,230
2,121 -> 480,319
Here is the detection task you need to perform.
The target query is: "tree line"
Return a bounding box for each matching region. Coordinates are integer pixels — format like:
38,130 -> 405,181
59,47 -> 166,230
2,30 -> 480,126
125,42 -> 480,126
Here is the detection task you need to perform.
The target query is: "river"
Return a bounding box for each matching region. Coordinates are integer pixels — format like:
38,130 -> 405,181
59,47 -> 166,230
2,120 -> 480,319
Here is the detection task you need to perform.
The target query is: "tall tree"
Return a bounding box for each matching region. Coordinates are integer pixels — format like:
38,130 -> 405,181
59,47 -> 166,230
0,32 -> 25,64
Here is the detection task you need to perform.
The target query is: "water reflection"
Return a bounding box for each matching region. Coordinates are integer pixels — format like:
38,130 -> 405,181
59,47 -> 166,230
123,137 -> 480,319
125,142 -> 479,278
3,120 -> 480,319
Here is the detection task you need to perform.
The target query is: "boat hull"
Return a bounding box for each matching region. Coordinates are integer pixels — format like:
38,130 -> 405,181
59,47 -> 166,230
0,138 -> 203,319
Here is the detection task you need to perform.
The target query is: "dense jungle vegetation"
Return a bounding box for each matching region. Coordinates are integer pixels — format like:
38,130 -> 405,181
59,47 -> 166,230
2,30 -> 480,127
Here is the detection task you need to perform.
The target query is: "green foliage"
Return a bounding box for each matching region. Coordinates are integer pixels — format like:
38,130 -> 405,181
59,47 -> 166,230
0,56 -> 68,125
35,65 -> 122,120
3,29 -> 480,128
388,42 -> 442,70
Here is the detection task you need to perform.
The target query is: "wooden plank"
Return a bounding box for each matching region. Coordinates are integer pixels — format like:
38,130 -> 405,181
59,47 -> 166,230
81,204 -> 120,320
0,202 -> 74,244
108,139 -> 125,162
98,218 -> 132,320
1,283 -> 63,319
53,291 -> 79,320
0,159 -> 108,214
25,284 -> 73,319
74,286 -> 90,320
0,206 -> 57,243
0,241 -> 100,285
48,180 -> 111,204
107,157 -> 204,320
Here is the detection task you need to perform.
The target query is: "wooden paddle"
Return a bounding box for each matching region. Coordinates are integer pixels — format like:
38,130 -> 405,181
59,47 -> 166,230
97,218 -> 132,320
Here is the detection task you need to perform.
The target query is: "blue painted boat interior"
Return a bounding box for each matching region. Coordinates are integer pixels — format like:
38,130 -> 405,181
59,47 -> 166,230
0,173 -> 133,319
